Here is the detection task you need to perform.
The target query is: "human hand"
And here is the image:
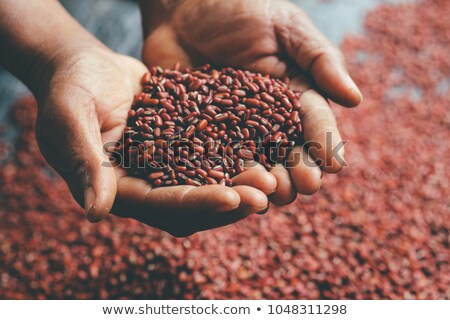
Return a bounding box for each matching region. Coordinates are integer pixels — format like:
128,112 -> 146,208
140,0 -> 361,205
34,46 -> 275,237
0,0 -> 273,236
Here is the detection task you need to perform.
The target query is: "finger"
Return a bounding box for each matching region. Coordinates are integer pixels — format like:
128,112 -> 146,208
286,146 -> 322,195
296,89 -> 346,173
113,176 -> 268,236
113,176 -> 240,221
36,96 -> 117,223
275,7 -> 362,107
232,169 -> 277,195
269,163 -> 297,205
142,25 -> 194,69
167,184 -> 267,237
231,185 -> 268,215
115,54 -> 150,92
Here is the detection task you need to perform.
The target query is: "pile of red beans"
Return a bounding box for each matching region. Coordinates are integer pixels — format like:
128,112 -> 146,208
119,65 -> 302,187
0,0 -> 449,299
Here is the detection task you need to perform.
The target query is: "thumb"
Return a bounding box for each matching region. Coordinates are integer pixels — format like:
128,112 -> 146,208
36,95 -> 117,223
275,7 -> 363,107
81,139 -> 117,223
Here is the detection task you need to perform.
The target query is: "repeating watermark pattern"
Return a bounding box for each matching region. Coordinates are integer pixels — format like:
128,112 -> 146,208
102,131 -> 347,171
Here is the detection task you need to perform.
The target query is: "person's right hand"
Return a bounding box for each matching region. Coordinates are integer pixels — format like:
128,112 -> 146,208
140,0 -> 362,206
34,45 -> 276,237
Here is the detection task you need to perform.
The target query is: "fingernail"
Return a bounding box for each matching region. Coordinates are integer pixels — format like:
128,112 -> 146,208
350,87 -> 363,104
257,203 -> 270,215
346,75 -> 363,105
314,178 -> 322,194
84,186 -> 101,223
215,203 -> 240,213
84,186 -> 95,212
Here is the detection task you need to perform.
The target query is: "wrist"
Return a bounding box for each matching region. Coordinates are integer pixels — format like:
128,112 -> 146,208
0,0 -> 107,100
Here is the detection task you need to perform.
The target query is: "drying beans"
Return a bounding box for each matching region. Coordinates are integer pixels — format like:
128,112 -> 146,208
1,0 -> 449,300
116,64 -> 302,187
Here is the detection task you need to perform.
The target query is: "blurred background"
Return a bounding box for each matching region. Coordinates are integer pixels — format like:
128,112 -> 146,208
0,0 -> 448,299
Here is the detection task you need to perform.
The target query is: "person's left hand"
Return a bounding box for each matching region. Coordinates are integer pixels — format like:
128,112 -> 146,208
34,46 -> 275,237
140,0 -> 361,206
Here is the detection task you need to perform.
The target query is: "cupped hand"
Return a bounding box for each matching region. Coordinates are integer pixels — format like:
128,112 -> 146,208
141,0 -> 360,206
34,46 -> 275,237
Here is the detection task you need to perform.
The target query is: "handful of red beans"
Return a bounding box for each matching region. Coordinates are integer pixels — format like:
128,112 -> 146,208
117,64 -> 302,187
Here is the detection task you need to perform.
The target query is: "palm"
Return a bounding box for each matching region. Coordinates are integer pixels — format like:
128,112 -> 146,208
35,48 -> 274,236
143,0 -> 295,77
36,49 -> 146,185
34,49 -> 142,205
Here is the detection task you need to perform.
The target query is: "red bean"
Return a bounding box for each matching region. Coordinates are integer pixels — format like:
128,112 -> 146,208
237,149 -> 254,161
121,65 -> 303,188
165,121 -> 175,127
214,113 -> 229,123
290,111 -> 300,123
162,101 -> 176,113
218,99 -> 233,107
261,92 -> 275,104
281,97 -> 293,109
245,98 -> 260,107
205,177 -> 218,184
208,169 -> 225,180
258,125 -> 269,136
195,168 -> 208,179
196,119 -> 208,131
205,106 -> 217,116
231,89 -> 246,97
272,113 -> 285,123
245,120 -> 259,128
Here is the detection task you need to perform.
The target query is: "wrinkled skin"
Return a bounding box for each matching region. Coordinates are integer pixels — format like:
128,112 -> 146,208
35,47 -> 276,237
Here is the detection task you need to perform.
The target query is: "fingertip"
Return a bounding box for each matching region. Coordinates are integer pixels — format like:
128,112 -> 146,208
288,147 -> 323,195
232,186 -> 268,215
232,169 -> 277,195
303,170 -> 322,195
315,134 -> 346,174
257,203 -> 270,215
310,53 -> 363,107
84,187 -> 102,223
85,187 -> 113,223
187,185 -> 241,213
86,204 -> 109,223
338,84 -> 363,108
349,86 -> 363,107
321,156 -> 345,174
296,165 -> 322,195
213,187 -> 241,212
85,165 -> 117,223
269,164 -> 297,206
